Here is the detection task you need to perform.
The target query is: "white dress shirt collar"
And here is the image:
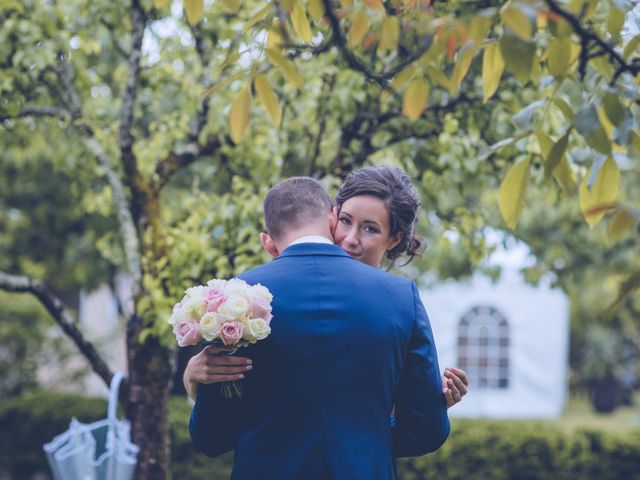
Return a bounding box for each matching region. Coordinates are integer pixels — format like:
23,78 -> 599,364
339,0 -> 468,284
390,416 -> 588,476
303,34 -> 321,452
288,235 -> 334,247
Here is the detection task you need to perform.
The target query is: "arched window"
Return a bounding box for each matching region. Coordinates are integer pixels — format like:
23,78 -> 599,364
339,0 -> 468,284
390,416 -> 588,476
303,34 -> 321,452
457,305 -> 510,389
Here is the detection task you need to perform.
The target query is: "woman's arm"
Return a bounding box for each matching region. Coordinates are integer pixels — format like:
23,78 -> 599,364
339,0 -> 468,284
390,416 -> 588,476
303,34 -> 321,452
183,345 -> 253,401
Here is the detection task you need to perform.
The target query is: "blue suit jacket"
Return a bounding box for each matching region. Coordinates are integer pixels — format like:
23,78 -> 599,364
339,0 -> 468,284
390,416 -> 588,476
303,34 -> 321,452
190,243 -> 449,479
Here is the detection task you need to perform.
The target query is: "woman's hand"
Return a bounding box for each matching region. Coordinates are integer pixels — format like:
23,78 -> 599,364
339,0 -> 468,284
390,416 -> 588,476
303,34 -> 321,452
183,345 -> 253,401
442,367 -> 468,409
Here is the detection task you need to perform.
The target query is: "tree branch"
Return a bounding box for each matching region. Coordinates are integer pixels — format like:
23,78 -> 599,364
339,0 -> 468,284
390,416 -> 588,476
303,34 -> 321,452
154,135 -> 223,189
320,0 -> 431,89
0,105 -> 68,122
0,271 -> 114,388
544,0 -> 640,81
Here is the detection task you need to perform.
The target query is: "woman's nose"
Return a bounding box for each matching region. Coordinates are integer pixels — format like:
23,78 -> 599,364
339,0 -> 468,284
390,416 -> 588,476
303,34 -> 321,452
344,227 -> 359,246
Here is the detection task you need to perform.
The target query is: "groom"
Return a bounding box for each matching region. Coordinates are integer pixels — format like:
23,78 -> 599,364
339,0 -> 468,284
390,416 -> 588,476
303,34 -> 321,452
189,177 -> 450,479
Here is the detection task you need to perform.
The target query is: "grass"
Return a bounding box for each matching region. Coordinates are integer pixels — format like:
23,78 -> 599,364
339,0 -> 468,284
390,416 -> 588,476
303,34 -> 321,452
555,392 -> 640,434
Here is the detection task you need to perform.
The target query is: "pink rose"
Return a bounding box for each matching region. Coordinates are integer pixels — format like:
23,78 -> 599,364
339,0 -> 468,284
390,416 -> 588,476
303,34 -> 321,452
220,321 -> 244,346
173,320 -> 203,347
205,288 -> 226,313
250,298 -> 273,324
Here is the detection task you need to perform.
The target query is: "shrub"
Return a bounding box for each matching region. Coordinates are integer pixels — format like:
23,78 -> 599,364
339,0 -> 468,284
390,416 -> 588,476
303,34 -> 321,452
1,392 -> 638,479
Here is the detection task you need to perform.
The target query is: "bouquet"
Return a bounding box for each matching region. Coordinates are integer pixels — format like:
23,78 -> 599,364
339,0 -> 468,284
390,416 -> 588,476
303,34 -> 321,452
168,278 -> 273,398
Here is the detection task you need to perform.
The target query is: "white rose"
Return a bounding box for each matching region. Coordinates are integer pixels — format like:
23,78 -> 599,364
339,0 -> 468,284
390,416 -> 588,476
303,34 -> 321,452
181,294 -> 206,321
250,283 -> 273,303
217,294 -> 250,321
244,317 -> 271,343
185,285 -> 206,298
224,278 -> 252,300
207,278 -> 226,290
199,312 -> 225,341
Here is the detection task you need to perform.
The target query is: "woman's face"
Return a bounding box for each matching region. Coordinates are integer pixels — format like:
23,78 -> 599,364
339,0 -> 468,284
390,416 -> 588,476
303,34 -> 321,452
333,195 -> 401,268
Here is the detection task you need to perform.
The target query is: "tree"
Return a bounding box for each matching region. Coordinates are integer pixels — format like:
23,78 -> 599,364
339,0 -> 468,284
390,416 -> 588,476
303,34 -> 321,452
1,0 -> 639,477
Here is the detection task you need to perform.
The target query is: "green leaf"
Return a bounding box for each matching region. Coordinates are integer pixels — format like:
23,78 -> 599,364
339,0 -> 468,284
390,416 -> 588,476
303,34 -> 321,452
537,132 -> 554,157
586,127 -> 612,156
451,47 -> 476,94
544,131 -> 569,178
499,157 -> 530,230
602,93 -> 626,126
500,33 -> 535,84
573,106 -> 600,137
547,36 -> 571,79
378,16 -> 400,54
482,42 -> 505,103
553,98 -> 574,122
502,6 -> 532,41
308,0 -> 325,20
512,99 -> 545,130
623,35 -> 640,60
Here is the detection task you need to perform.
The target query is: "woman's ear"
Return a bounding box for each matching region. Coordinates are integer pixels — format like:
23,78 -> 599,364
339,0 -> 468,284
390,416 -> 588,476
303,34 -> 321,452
260,232 -> 280,257
386,232 -> 403,253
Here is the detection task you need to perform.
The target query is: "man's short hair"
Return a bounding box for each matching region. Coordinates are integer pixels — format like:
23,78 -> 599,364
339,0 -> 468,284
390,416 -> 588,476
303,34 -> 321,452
263,177 -> 333,241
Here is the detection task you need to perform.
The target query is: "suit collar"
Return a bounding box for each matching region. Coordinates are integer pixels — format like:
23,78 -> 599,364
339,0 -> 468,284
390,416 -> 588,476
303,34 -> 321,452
277,242 -> 352,259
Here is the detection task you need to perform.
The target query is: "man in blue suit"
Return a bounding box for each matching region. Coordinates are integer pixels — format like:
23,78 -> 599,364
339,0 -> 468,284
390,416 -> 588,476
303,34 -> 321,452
189,177 -> 450,479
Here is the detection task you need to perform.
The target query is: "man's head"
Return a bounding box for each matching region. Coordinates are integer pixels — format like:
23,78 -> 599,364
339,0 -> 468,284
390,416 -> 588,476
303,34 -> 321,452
260,177 -> 336,256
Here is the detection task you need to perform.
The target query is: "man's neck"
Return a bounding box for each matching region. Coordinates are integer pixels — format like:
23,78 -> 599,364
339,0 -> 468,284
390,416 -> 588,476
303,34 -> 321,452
277,229 -> 333,251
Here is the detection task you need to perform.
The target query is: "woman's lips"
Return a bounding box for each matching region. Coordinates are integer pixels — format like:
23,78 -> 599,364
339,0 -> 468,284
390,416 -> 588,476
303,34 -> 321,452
345,250 -> 361,258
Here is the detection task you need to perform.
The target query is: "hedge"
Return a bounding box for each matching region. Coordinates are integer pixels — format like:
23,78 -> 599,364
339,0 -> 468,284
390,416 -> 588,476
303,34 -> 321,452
1,391 -> 639,479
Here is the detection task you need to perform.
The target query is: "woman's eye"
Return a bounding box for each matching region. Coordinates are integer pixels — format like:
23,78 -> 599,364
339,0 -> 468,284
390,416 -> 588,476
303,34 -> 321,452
339,217 -> 351,225
364,226 -> 379,234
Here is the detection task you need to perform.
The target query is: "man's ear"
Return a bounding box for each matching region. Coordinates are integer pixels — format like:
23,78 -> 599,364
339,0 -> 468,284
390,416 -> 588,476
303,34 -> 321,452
329,207 -> 339,236
260,232 -> 280,257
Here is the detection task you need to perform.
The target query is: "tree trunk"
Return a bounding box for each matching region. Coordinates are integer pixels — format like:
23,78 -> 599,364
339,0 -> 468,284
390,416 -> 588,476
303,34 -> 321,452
127,331 -> 174,479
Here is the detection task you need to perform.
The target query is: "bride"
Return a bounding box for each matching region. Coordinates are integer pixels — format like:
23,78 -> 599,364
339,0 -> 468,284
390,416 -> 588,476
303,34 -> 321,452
183,166 -> 468,408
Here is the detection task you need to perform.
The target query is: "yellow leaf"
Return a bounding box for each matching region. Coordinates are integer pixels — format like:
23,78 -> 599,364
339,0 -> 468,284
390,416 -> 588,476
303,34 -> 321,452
402,77 -> 429,121
254,74 -> 281,126
265,48 -> 304,88
608,208 -> 638,242
380,64 -> 416,102
364,0 -> 385,12
378,16 -> 400,53
340,0 -> 353,8
482,42 -> 504,103
502,6 -> 532,41
229,87 -> 251,144
553,157 -> 574,196
243,3 -> 272,32
280,0 -> 294,12
308,0 -> 325,20
470,14 -> 492,46
221,0 -> 240,13
451,47 -> 476,94
424,65 -> 453,92
547,36 -> 571,79
499,157 -> 530,230
349,9 -> 370,47
267,21 -> 285,50
154,0 -> 171,8
291,0 -> 312,44
201,70 -> 245,98
184,0 -> 204,25
579,158 -> 621,227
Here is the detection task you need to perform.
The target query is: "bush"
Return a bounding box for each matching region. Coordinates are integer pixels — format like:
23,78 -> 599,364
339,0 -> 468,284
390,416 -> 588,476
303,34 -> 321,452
1,392 -> 639,479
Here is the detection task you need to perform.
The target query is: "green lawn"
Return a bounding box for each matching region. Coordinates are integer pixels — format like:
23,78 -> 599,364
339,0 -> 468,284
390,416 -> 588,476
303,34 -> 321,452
555,393 -> 640,434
